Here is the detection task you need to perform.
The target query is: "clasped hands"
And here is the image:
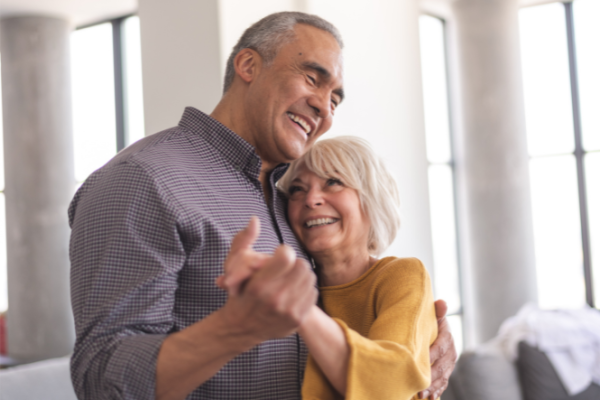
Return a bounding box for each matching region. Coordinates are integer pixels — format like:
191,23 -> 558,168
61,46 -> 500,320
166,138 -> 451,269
216,217 -> 456,400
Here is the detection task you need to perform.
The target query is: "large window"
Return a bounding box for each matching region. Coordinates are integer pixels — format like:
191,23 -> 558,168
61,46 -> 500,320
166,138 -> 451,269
72,16 -> 145,184
419,15 -> 464,353
0,64 -> 6,314
520,0 -> 599,309
0,15 -> 145,314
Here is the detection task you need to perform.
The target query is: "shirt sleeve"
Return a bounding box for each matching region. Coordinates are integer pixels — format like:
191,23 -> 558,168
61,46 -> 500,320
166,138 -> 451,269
302,258 -> 438,400
69,160 -> 187,400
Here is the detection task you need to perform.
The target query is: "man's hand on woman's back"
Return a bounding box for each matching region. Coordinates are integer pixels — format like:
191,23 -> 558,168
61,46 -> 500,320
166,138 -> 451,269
419,299 -> 458,399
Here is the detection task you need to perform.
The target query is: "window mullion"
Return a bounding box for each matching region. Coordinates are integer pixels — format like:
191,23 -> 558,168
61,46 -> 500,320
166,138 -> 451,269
565,1 -> 594,307
112,18 -> 127,152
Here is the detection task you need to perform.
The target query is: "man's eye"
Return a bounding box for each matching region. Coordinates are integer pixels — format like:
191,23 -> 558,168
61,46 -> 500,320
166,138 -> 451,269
307,75 -> 316,84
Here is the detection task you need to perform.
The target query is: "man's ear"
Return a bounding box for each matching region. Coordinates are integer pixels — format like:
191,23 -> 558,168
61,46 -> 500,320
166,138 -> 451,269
234,48 -> 262,85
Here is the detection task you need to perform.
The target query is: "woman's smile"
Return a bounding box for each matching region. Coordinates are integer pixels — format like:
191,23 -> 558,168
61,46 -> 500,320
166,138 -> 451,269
287,164 -> 370,259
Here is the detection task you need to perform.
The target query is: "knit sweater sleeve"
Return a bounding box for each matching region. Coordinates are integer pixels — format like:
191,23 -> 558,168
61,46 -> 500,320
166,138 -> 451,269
302,258 -> 438,400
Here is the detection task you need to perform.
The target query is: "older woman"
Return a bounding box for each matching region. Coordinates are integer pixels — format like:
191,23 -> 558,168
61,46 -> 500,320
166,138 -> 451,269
277,136 -> 437,400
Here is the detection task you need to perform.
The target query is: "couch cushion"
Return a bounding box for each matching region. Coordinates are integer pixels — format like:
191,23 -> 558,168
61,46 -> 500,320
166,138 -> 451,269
0,356 -> 77,400
448,349 -> 523,400
517,341 -> 600,400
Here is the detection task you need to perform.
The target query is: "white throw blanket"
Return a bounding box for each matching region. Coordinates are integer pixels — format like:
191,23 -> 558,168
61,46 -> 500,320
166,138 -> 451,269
491,303 -> 600,396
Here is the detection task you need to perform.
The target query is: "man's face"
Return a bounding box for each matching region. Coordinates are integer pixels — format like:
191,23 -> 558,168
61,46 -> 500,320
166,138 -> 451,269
245,24 -> 344,166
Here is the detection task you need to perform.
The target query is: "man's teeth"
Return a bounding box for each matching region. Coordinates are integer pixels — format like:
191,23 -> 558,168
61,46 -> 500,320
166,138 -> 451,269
306,218 -> 337,228
287,112 -> 311,134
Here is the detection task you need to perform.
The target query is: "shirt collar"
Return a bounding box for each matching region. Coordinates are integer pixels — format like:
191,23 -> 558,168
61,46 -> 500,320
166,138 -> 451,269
178,107 -> 278,181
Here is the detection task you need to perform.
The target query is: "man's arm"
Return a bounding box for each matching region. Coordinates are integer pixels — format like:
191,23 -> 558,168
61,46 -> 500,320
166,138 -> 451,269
156,242 -> 318,400
70,164 -> 317,400
419,300 -> 458,400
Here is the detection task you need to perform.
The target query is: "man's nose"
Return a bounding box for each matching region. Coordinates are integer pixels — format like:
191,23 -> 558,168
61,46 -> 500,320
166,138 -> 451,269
307,90 -> 331,120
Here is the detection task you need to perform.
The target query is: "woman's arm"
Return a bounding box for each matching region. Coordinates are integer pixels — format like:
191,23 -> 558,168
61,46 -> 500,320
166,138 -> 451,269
301,258 -> 438,400
298,305 -> 350,396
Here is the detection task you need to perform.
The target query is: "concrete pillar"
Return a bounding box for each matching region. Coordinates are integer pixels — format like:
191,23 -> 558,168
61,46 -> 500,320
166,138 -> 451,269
1,16 -> 75,361
449,0 -> 538,344
306,0 -> 435,269
138,0 -> 223,135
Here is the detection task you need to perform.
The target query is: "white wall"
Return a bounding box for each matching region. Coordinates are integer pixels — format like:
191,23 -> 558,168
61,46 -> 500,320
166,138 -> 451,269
305,0 -> 434,270
138,0 -> 223,134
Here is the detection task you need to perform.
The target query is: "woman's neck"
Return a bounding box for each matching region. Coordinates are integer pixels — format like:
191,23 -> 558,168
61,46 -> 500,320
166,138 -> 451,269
314,250 -> 378,287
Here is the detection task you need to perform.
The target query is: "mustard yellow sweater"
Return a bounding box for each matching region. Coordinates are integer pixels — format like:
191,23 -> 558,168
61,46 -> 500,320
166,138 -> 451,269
302,257 -> 438,400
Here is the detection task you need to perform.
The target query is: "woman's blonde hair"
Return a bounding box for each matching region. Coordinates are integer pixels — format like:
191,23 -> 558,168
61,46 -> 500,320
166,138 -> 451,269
278,136 -> 401,256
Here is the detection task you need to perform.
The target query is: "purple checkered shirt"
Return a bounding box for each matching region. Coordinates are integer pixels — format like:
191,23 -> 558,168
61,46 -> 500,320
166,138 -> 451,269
69,107 -> 309,400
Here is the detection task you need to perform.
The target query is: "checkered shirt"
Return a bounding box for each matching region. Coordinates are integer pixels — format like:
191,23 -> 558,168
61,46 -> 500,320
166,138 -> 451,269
69,107 -> 309,400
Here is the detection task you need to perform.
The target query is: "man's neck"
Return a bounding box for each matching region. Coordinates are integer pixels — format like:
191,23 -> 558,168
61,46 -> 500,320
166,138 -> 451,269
212,97 -> 280,206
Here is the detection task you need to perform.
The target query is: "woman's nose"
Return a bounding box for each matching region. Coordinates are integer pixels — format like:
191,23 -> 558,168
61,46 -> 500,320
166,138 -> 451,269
305,188 -> 324,208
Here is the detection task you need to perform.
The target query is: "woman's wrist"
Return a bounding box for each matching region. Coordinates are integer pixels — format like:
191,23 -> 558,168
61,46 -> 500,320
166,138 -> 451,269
298,305 -> 319,337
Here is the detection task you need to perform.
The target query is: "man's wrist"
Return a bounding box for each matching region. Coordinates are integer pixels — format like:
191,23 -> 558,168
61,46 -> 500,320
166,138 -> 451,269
209,307 -> 262,354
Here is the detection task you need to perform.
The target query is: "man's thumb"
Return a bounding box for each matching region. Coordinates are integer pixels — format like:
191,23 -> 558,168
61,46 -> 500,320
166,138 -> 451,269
231,216 -> 261,252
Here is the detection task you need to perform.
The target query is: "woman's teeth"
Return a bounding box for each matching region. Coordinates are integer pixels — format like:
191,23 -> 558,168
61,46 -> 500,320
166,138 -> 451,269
287,112 -> 311,134
305,218 -> 337,228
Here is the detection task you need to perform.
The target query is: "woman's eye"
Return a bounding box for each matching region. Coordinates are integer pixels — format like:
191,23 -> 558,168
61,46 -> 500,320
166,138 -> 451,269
289,186 -> 302,195
326,178 -> 343,186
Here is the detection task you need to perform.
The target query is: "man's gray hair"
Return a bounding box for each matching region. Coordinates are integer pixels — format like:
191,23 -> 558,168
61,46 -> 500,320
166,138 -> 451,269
223,11 -> 343,93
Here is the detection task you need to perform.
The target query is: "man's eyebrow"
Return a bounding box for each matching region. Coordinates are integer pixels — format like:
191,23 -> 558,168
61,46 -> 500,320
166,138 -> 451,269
302,61 -> 331,79
301,61 -> 345,103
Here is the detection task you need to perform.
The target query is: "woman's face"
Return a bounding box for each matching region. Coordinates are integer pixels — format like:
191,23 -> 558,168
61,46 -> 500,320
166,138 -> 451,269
287,164 -> 371,258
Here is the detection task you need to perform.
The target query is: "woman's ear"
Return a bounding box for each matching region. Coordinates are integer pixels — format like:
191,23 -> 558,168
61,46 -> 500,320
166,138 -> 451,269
233,48 -> 262,85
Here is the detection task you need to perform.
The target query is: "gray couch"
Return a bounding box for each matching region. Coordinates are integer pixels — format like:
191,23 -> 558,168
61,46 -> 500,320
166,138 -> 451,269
0,356 -> 76,400
444,342 -> 600,400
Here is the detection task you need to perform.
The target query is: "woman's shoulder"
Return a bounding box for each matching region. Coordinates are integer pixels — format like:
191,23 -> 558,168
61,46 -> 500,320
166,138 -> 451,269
371,257 -> 434,314
374,256 -> 428,276
371,257 -> 431,290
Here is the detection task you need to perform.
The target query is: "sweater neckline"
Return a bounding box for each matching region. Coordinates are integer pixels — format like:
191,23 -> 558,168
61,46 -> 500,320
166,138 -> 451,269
319,256 -> 396,292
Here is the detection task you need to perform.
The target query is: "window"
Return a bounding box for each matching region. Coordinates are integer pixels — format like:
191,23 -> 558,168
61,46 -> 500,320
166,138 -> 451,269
0,63 -> 6,314
520,0 -> 599,309
71,15 -> 145,184
419,15 -> 464,353
0,15 -> 145,313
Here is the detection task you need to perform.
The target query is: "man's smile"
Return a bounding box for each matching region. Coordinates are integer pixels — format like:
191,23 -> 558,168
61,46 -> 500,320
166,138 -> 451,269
286,111 -> 313,135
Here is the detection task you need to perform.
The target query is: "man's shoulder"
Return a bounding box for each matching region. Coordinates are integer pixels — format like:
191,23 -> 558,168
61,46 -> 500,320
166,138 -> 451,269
112,125 -> 205,169
68,125 -> 205,227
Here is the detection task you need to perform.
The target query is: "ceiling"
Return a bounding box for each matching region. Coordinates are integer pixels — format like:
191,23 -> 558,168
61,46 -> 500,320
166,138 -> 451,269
0,0 -> 137,27
0,0 -> 565,28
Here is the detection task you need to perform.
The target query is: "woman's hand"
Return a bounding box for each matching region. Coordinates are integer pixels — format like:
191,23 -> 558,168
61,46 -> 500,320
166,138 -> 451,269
419,299 -> 458,400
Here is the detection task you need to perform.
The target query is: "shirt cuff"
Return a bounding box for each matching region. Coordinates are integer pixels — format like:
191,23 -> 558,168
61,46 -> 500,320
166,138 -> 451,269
104,333 -> 167,400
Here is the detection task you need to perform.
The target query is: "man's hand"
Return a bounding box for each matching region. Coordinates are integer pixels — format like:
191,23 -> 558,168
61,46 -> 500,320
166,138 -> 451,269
219,216 -> 318,343
419,299 -> 458,400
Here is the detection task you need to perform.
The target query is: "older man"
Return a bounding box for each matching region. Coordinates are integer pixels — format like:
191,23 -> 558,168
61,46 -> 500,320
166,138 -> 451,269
69,12 -> 455,400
